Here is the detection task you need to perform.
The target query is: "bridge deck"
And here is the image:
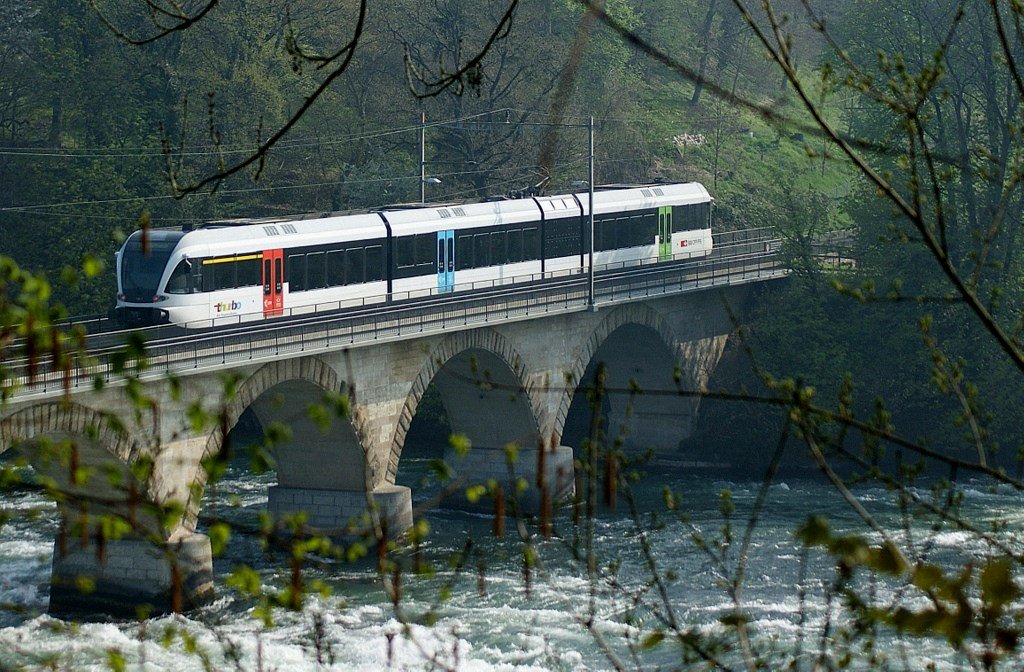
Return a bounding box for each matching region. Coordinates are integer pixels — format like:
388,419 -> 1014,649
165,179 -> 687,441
8,228 -> 788,400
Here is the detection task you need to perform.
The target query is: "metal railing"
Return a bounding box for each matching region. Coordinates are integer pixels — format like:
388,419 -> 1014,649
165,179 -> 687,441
6,227 -> 788,400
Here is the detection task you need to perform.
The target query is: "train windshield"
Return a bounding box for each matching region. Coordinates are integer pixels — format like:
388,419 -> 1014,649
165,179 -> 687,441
119,230 -> 184,301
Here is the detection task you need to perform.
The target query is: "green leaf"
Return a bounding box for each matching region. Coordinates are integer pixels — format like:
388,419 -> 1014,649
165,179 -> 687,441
428,459 -> 453,482
720,612 -> 749,627
449,433 -> 472,458
226,566 -> 262,596
82,253 -> 104,278
913,564 -> 945,593
306,403 -> 331,432
641,631 -> 665,649
869,541 -> 908,575
466,484 -> 487,503
346,542 -> 368,562
981,558 -> 1019,610
209,522 -> 231,556
75,576 -> 95,594
796,516 -> 831,546
106,650 -> 126,672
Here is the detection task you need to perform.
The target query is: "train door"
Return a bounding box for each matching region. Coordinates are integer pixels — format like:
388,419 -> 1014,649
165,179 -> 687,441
437,229 -> 455,291
658,206 -> 673,260
262,248 -> 284,317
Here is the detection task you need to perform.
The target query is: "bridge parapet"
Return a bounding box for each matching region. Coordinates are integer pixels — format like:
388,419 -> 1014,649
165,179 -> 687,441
4,228 -> 786,402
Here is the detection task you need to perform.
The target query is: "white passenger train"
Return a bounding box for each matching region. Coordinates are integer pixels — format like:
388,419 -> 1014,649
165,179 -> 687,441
114,183 -> 713,327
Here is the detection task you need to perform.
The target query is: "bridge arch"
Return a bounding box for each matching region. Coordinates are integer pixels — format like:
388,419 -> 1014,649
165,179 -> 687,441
0,402 -> 154,517
182,357 -> 371,531
558,303 -> 699,453
387,328 -> 541,483
1,401 -> 215,615
1,401 -> 137,464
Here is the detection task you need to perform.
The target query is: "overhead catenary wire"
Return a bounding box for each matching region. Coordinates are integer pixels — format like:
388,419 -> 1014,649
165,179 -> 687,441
0,108 -> 521,159
0,156 -> 594,220
1,106 -> 657,221
0,102 -> 815,160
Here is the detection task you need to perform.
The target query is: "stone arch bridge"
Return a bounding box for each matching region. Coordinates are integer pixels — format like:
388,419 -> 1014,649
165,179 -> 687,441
1,231 -> 784,615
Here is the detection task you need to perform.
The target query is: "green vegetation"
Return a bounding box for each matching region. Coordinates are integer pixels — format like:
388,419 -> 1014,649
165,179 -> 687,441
1,0 -> 853,314
4,0 -> 1024,669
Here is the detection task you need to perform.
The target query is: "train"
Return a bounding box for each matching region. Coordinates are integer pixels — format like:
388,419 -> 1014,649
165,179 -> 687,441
114,182 -> 714,328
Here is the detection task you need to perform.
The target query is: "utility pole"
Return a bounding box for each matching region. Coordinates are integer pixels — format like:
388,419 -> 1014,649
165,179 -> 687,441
419,111 -> 426,204
587,115 -> 596,312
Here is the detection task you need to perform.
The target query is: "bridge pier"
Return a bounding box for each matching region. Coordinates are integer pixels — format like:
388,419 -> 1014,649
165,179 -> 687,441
267,484 -> 412,536
607,406 -> 695,454
49,531 -> 213,618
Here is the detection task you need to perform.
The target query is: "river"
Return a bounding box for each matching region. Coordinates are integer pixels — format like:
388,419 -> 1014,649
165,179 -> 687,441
1,455 -> 1021,671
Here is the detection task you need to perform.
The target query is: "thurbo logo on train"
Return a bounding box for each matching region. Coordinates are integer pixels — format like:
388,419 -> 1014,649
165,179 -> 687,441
215,300 -> 242,313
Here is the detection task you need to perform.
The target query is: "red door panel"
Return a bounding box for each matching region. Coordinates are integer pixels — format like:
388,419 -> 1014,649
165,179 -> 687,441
262,249 -> 284,317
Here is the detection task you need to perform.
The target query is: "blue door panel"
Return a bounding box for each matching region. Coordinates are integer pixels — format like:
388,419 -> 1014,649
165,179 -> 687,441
437,229 -> 455,291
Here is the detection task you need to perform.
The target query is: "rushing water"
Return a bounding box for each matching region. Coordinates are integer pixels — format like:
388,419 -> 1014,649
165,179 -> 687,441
1,456 -> 1023,671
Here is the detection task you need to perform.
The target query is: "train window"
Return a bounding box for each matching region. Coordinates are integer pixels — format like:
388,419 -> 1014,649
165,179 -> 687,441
327,251 -> 345,286
201,262 -> 215,292
524,227 -> 540,260
642,212 -> 656,245
365,245 -> 383,281
264,260 -> 271,295
288,254 -> 307,291
456,235 -> 473,270
202,260 -> 239,292
644,210 -> 658,239
678,203 -> 709,230
595,216 -> 614,251
610,217 -> 623,250
545,218 -> 580,258
642,212 -> 657,245
507,229 -> 523,263
216,262 -> 238,291
490,232 -> 505,265
617,214 -> 645,248
474,234 -> 489,268
396,236 -> 415,268
166,260 -> 191,294
306,252 -> 326,289
237,257 -> 261,287
345,248 -> 364,284
608,217 -> 621,249
415,234 -> 433,268
121,236 -> 179,297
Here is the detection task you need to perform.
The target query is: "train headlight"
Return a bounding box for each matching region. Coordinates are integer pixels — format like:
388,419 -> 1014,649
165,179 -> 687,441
153,294 -> 169,302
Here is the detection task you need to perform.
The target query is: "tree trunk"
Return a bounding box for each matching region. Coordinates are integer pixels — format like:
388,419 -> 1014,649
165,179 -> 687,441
48,94 -> 62,147
690,0 -> 718,107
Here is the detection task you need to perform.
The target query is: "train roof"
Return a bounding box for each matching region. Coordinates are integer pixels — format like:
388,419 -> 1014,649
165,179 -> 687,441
574,182 -> 711,215
380,197 -> 541,233
136,182 -> 711,257
174,212 -> 389,258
